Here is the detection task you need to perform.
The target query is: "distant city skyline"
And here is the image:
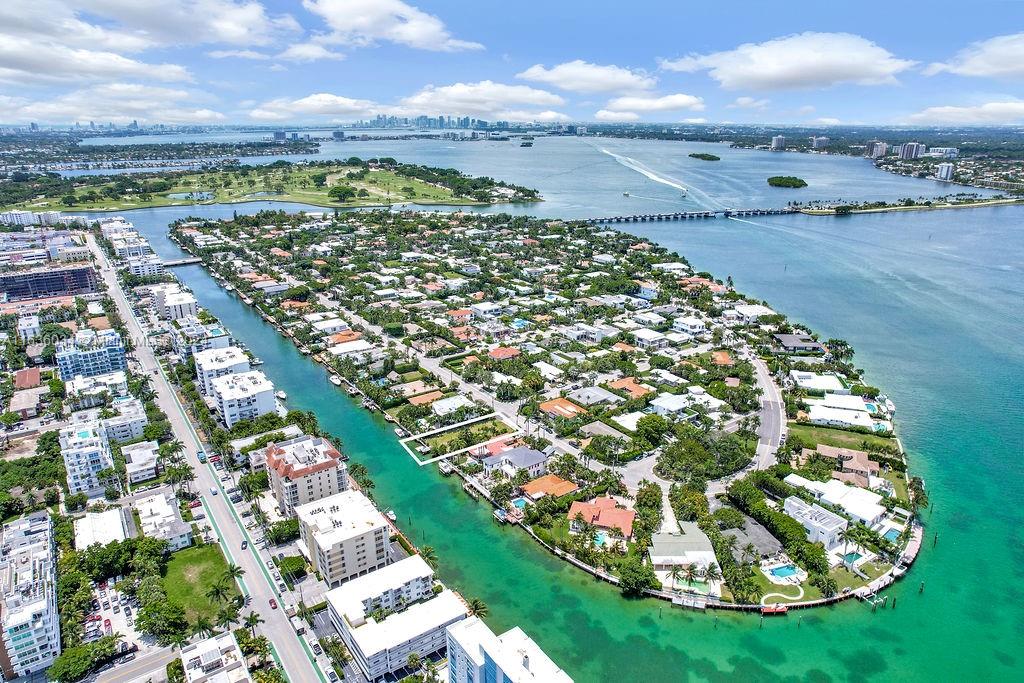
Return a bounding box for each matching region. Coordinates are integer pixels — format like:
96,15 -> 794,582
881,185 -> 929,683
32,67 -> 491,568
1,0 -> 1022,127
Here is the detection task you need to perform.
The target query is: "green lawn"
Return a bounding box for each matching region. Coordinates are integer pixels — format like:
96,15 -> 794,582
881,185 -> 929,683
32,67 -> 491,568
424,419 -> 512,450
164,544 -> 241,625
752,572 -> 823,604
787,422 -> 896,451
880,469 -> 910,503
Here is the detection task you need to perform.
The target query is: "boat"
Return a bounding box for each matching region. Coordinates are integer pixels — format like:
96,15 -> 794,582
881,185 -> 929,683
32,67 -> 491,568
393,427 -> 406,437
275,391 -> 287,401
761,604 -> 788,615
346,386 -> 359,396
224,284 -> 234,292
438,460 -> 454,476
462,482 -> 479,499
250,357 -> 264,366
385,510 -> 397,522
493,509 -> 508,523
329,375 -> 343,386
520,141 -> 533,147
623,192 -> 630,197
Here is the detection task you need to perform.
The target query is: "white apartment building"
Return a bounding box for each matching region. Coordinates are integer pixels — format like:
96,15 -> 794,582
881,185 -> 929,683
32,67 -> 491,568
125,253 -> 165,277
296,490 -> 390,588
110,236 -> 152,259
328,571 -> 466,681
59,422 -> 114,496
265,435 -> 348,517
210,370 -> 275,429
122,440 -> 160,484
55,329 -> 127,381
73,509 -> 129,549
170,315 -> 231,359
136,487 -> 193,551
70,397 -> 149,443
0,514 -> 61,681
150,283 -> 182,316
672,316 -> 706,336
163,291 -> 199,321
65,370 -> 130,409
770,135 -> 786,150
194,346 -> 250,396
180,632 -> 252,683
936,162 -> 955,181
98,218 -> 136,240
447,616 -> 574,683
16,315 -> 40,341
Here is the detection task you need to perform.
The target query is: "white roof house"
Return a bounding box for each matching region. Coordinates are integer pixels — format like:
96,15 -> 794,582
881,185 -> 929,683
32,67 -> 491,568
73,509 -> 128,549
136,487 -> 193,551
649,393 -> 692,417
783,496 -> 847,550
790,370 -> 848,394
806,405 -> 874,430
431,394 -> 474,417
783,474 -> 886,526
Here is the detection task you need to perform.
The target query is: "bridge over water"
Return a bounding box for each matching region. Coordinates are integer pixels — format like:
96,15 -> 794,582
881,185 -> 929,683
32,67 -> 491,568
585,207 -> 796,224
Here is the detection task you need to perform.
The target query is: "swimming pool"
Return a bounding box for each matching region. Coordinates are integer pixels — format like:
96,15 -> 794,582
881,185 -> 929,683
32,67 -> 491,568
770,564 -> 798,578
594,531 -> 608,547
843,552 -> 863,564
864,402 -> 878,413
883,528 -> 900,542
511,497 -> 528,510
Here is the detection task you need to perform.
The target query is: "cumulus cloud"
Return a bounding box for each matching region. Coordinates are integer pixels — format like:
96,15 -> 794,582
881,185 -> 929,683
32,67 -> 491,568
249,93 -> 381,121
727,96 -> 770,109
907,101 -> 1024,124
399,80 -> 565,118
811,117 -> 841,125
924,32 -> 1024,79
660,32 -> 915,90
3,83 -> 225,124
77,0 -> 299,47
276,44 -> 347,62
595,110 -> 640,122
0,39 -> 190,85
604,93 -> 704,112
516,60 -> 655,93
301,0 -> 483,52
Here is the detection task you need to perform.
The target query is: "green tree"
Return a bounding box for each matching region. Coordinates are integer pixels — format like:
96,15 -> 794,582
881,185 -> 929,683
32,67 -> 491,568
618,556 -> 659,596
467,597 -> 488,617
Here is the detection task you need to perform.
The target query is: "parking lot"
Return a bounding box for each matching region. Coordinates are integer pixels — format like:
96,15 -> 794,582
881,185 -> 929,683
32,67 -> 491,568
80,577 -> 156,677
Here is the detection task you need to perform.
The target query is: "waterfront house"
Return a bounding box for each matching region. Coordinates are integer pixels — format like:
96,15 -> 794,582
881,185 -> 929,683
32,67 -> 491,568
483,446 -> 548,480
774,333 -> 826,354
520,474 -> 579,500
538,398 -> 588,420
783,496 -> 847,550
567,497 -> 635,544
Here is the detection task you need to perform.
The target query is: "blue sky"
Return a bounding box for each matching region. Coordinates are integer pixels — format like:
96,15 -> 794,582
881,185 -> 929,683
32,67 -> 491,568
1,0 -> 1022,126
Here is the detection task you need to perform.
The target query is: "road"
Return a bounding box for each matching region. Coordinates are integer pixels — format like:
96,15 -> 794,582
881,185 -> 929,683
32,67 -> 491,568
88,237 -> 326,683
96,647 -> 174,683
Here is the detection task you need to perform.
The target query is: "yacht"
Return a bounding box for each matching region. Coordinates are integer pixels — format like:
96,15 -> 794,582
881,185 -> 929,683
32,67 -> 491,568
275,391 -> 287,401
623,192 -> 630,197
329,375 -> 343,386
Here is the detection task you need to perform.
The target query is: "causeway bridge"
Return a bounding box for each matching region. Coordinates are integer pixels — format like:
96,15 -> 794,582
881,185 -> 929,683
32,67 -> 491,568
585,207 -> 796,224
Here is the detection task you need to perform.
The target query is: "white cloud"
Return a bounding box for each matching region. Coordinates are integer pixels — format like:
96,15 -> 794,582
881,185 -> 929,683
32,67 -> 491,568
301,0 -> 483,52
924,32 -> 1024,79
77,0 -> 299,47
907,101 -> 1024,124
811,117 -> 841,125
604,93 -> 704,112
399,80 -> 565,118
208,49 -> 270,59
798,105 -> 816,115
727,96 -> 770,109
249,93 -> 381,121
0,38 -> 190,85
660,32 -> 915,90
3,83 -> 224,124
276,44 -> 347,62
516,60 -> 655,94
680,117 -> 707,124
595,110 -> 640,122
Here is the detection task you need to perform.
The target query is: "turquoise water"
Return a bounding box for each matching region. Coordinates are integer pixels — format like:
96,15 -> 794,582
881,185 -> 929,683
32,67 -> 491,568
771,564 -> 799,578
511,497 -> 528,510
595,530 -> 609,547
95,135 -> 1023,680
884,529 -> 900,542
844,553 -> 864,564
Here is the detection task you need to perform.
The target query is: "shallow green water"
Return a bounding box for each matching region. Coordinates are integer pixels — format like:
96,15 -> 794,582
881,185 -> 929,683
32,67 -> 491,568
105,136 -> 1022,681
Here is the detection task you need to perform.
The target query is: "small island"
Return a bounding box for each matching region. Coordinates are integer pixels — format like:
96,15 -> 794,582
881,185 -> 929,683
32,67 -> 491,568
767,176 -> 808,188
689,153 -> 720,161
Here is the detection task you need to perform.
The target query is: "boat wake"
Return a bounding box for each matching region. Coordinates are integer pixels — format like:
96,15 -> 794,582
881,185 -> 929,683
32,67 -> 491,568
598,147 -> 726,210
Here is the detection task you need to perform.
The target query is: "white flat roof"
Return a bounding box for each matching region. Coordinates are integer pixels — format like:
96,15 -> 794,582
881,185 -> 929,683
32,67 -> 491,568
345,589 -> 465,656
73,509 -> 127,548
211,370 -> 273,400
447,616 -> 573,683
295,490 -> 388,546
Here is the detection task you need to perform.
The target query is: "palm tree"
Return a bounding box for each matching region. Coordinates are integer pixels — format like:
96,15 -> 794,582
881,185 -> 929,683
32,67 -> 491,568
703,563 -> 722,585
249,635 -> 271,667
419,545 -> 438,569
215,606 -> 239,632
838,527 -> 853,560
683,563 -> 699,587
206,581 -> 231,605
193,617 -> 214,638
243,611 -> 264,638
406,653 -> 422,675
742,543 -> 757,565
668,565 -> 683,593
467,598 -> 488,618
223,563 -> 246,584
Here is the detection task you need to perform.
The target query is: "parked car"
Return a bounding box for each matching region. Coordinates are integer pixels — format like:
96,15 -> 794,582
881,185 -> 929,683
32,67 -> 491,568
269,598 -> 278,609
189,500 -> 203,508
312,644 -> 323,656
328,672 -> 339,682
210,487 -> 218,495
241,540 -> 248,550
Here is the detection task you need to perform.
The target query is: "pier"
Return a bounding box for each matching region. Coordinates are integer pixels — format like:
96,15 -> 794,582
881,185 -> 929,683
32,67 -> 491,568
585,207 -> 796,224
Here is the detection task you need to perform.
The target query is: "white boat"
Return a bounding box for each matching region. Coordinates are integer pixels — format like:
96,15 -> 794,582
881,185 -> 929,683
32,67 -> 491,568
251,357 -> 264,366
275,391 -> 287,401
385,510 -> 397,522
330,375 -> 343,386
